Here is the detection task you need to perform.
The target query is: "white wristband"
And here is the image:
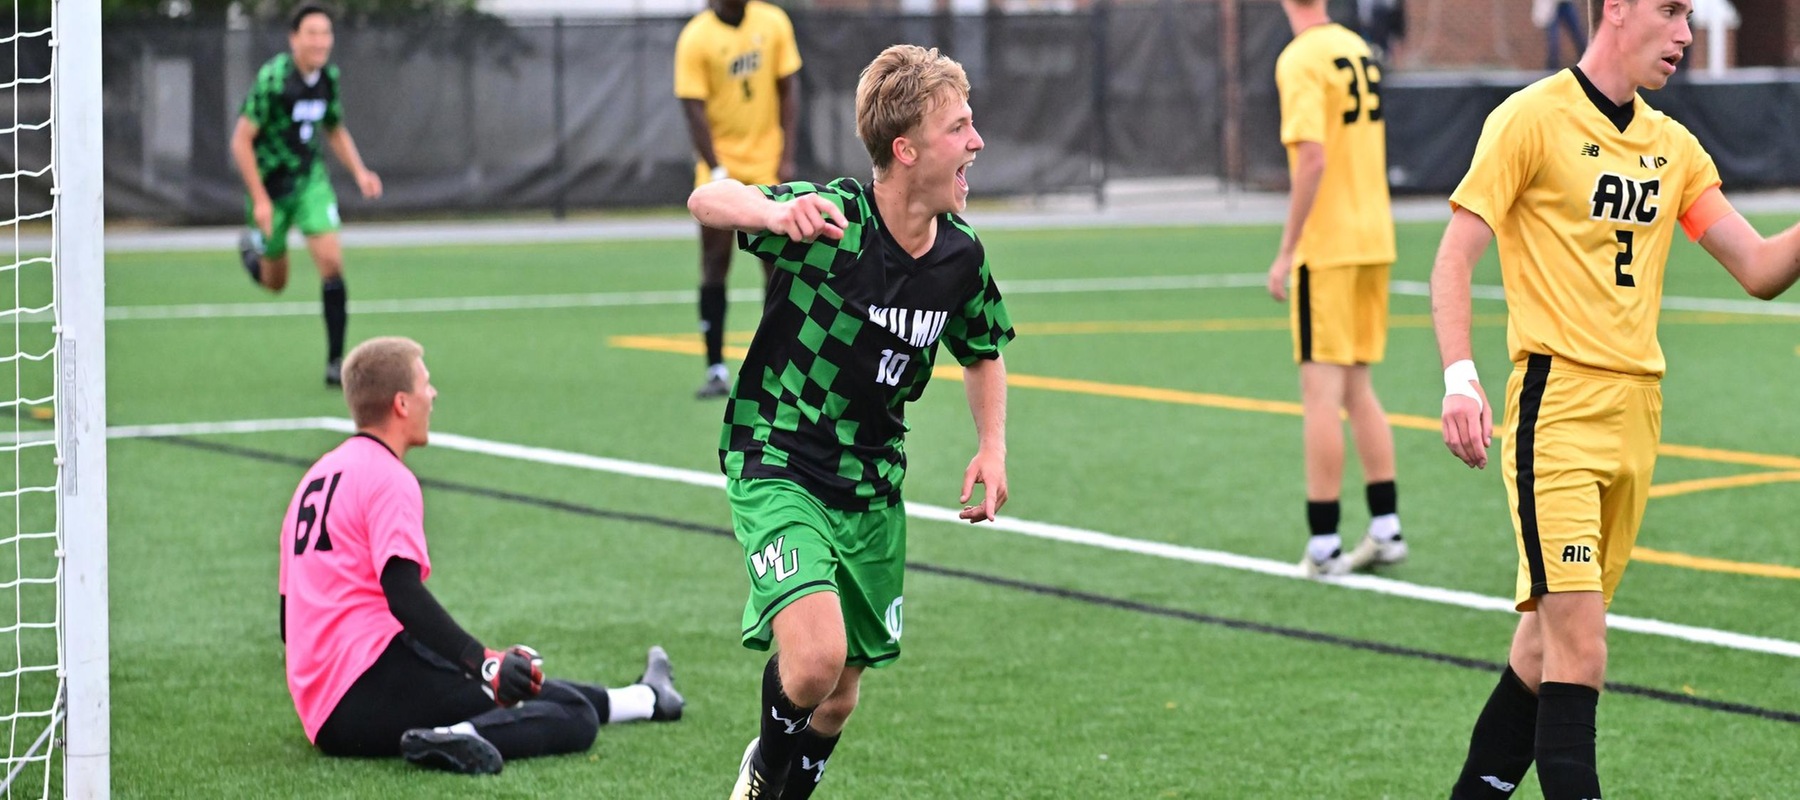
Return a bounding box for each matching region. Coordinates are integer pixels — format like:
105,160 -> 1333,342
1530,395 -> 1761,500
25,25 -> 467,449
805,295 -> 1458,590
1443,359 -> 1482,410
709,165 -> 730,183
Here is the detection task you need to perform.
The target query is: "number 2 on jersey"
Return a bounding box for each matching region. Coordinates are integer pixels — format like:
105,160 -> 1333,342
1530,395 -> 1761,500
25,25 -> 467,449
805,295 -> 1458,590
293,472 -> 343,555
1613,230 -> 1637,287
1332,56 -> 1383,124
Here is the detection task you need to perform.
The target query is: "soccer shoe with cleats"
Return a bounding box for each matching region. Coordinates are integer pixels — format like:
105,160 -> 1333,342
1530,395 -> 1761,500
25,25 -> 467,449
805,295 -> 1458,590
729,737 -> 780,800
325,359 -> 343,388
1348,533 -> 1408,569
638,645 -> 685,722
238,229 -> 265,286
1299,549 -> 1352,578
696,374 -> 731,399
400,727 -> 504,775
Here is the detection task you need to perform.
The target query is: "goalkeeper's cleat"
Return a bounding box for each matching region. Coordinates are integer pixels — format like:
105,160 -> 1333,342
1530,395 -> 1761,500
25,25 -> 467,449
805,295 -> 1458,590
1299,548 -> 1352,578
238,229 -> 265,286
696,374 -> 731,400
729,738 -> 779,800
325,359 -> 343,388
400,727 -> 504,776
638,645 -> 685,722
1348,533 -> 1408,570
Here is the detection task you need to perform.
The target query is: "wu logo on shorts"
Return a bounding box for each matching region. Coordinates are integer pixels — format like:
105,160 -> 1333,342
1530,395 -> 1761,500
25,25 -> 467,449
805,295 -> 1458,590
750,535 -> 799,582
1561,544 -> 1594,563
1589,173 -> 1661,225
883,596 -> 904,643
867,305 -> 949,348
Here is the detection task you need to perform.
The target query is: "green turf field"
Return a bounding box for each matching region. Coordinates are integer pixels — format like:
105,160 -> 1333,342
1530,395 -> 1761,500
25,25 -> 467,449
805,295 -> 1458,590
30,216 -> 1800,796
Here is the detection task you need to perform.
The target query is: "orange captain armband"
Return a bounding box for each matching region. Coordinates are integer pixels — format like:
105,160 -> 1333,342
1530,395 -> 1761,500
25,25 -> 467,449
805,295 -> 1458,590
1679,185 -> 1734,241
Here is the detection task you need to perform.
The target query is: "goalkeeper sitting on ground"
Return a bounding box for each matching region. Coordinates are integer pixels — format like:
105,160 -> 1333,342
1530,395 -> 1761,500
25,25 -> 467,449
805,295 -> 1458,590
277,335 -> 683,775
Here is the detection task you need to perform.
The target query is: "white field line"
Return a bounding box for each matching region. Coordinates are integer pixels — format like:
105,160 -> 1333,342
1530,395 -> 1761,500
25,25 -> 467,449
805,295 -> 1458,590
96,416 -> 1800,659
92,274 -> 1800,322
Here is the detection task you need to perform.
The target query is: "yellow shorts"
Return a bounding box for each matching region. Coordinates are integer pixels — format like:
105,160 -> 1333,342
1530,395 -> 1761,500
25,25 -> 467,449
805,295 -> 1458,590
1289,263 -> 1389,365
693,158 -> 780,190
1501,354 -> 1662,611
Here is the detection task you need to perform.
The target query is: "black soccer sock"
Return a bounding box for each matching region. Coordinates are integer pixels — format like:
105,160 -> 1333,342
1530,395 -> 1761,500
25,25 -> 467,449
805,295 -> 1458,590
781,728 -> 842,800
1306,499 -> 1340,537
466,681 -> 599,759
1366,480 -> 1398,518
322,276 -> 348,364
756,653 -> 817,782
1535,682 -> 1602,800
699,283 -> 727,369
1449,665 -> 1539,799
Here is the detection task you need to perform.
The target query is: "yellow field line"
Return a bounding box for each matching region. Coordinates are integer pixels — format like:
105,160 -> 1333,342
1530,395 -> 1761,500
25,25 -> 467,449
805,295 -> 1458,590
1648,470 -> 1800,499
1633,546 -> 1800,580
610,333 -> 1800,581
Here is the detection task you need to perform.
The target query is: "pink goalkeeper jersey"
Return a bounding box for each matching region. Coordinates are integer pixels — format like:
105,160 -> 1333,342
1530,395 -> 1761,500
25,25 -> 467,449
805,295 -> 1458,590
278,434 -> 432,742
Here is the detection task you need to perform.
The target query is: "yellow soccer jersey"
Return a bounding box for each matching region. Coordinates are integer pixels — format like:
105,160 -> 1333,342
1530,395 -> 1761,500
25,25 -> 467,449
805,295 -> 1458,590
1450,69 -> 1722,378
1276,23 -> 1395,270
673,1 -> 802,177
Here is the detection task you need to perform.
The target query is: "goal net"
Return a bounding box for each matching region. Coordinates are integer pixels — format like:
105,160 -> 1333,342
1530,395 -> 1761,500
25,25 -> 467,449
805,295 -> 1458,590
0,0 -> 107,796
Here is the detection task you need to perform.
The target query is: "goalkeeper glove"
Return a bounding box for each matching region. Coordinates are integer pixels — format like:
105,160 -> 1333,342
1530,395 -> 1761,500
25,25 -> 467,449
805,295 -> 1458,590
477,644 -> 543,706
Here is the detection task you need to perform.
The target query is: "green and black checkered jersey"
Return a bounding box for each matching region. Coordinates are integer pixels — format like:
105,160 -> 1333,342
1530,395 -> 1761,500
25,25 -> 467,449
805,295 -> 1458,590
722,177 -> 1014,511
240,53 -> 342,199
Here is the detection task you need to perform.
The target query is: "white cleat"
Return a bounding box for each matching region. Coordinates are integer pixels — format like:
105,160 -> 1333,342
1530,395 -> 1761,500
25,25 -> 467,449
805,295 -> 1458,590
1348,534 -> 1408,570
1299,550 -> 1352,578
729,737 -> 776,800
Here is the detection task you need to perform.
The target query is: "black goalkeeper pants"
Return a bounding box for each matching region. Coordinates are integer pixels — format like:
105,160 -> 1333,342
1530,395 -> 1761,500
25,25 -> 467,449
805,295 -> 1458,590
314,633 -> 602,759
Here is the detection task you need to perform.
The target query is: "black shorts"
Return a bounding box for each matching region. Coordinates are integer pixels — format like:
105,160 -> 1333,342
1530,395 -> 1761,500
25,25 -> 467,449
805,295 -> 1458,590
313,633 -> 492,757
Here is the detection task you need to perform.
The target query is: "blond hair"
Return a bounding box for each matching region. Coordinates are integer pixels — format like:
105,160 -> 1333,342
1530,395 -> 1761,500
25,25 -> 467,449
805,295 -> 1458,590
342,336 -> 424,428
855,45 -> 970,174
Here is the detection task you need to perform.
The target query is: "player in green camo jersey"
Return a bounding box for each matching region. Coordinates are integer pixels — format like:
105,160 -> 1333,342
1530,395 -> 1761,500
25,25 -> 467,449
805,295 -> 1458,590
231,3 -> 382,387
689,44 -> 1012,800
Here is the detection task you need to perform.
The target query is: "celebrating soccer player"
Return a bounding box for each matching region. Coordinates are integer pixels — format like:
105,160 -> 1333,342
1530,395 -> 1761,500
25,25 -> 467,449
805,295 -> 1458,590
688,45 -> 1012,799
231,4 -> 382,387
1267,0 -> 1406,577
1432,2 -> 1800,797
674,0 -> 804,399
279,337 -> 683,775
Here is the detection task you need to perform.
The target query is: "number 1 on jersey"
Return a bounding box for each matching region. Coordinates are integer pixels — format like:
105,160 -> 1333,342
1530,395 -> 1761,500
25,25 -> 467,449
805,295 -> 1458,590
293,472 -> 343,555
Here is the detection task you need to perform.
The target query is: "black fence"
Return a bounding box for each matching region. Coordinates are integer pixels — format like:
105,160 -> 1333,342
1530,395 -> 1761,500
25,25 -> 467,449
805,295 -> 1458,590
6,4 -> 1800,223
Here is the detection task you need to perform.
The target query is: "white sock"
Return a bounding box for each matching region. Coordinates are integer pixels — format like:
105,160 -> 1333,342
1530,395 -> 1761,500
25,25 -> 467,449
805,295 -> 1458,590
606,684 -> 658,724
707,363 -> 729,382
1369,514 -> 1401,542
1307,533 -> 1342,563
435,721 -> 481,738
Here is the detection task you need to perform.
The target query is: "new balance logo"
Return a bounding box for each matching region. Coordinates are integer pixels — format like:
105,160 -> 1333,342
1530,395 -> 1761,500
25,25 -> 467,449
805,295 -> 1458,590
769,706 -> 811,735
800,755 -> 828,783
1589,173 -> 1661,225
1580,142 -> 1601,157
1561,544 -> 1594,563
868,305 -> 949,348
1640,155 -> 1667,169
749,536 -> 799,582
1481,775 -> 1518,791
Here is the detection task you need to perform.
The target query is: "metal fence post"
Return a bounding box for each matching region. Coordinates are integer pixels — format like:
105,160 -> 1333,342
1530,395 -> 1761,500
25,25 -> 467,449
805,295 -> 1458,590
552,16 -> 567,219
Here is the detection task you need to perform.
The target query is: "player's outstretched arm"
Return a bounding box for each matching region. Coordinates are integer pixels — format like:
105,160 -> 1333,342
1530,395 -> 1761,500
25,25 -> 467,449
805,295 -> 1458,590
231,117 -> 273,236
325,126 -> 382,200
1431,208 -> 1496,469
688,181 -> 846,242
958,355 -> 1008,523
378,557 -> 542,705
1696,202 -> 1800,300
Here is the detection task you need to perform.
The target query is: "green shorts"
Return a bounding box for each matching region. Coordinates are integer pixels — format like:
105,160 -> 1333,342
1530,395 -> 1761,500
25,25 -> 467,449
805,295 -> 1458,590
730,478 -> 907,668
246,170 -> 340,259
